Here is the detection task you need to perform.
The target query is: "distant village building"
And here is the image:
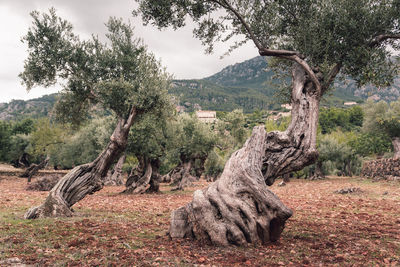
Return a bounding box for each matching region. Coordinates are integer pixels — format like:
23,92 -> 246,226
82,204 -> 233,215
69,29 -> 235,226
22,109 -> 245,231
196,110 -> 217,123
344,102 -> 357,106
280,104 -> 292,110
175,105 -> 186,113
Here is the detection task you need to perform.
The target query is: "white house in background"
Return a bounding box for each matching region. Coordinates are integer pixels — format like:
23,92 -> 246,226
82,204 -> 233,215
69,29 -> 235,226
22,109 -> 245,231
281,104 -> 292,110
344,101 -> 357,106
196,110 -> 217,123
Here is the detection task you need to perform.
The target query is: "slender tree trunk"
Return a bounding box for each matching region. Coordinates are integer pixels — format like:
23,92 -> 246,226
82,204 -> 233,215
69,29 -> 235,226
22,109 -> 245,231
392,137 -> 400,160
104,153 -> 126,186
24,108 -> 137,219
169,64 -> 319,245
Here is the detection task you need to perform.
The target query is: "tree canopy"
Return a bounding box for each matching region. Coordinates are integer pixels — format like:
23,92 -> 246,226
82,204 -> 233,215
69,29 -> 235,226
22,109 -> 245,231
135,0 -> 400,92
363,99 -> 400,139
20,8 -> 170,125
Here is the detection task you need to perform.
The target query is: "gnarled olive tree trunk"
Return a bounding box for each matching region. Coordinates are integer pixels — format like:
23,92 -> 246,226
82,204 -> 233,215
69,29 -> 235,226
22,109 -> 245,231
24,108 -> 137,219
170,161 -> 198,191
122,158 -> 161,194
309,161 -> 325,180
21,156 -> 50,183
169,65 -> 319,246
104,153 -> 126,186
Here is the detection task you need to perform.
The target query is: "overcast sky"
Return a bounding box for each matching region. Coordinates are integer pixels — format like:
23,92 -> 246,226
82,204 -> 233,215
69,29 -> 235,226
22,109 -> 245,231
0,0 -> 256,103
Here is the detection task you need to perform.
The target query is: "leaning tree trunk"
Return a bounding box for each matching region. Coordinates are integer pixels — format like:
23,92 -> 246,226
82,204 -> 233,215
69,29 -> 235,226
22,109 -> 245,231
392,137 -> 400,160
104,153 -> 126,186
24,108 -> 137,219
169,64 -> 320,246
20,156 -> 50,183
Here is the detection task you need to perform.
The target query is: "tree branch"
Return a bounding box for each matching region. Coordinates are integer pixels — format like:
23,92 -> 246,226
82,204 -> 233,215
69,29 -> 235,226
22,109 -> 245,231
211,0 -> 321,93
322,63 -> 342,93
217,0 -> 264,50
124,106 -> 137,131
284,55 -> 322,95
370,33 -> 400,47
259,48 -> 299,57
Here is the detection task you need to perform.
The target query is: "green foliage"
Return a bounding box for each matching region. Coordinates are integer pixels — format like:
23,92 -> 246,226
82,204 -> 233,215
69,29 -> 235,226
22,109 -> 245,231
221,109 -> 248,147
319,106 -> 364,134
28,118 -> 67,161
127,106 -> 174,163
136,0 -> 399,90
20,9 -> 170,126
317,132 -> 362,176
11,118 -> 34,135
50,117 -> 115,169
265,117 -> 291,132
7,135 -> 31,164
363,99 -> 400,139
0,119 -> 34,163
0,121 -> 11,162
167,114 -> 217,164
349,132 -> 392,157
204,149 -> 225,178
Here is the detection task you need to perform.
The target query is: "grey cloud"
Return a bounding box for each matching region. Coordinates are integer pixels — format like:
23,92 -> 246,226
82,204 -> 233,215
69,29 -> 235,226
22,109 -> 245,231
0,0 -> 255,102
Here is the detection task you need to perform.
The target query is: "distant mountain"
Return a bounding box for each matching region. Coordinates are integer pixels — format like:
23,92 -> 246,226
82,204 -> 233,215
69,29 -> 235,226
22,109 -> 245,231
0,94 -> 58,120
171,56 -> 400,112
171,57 -> 280,113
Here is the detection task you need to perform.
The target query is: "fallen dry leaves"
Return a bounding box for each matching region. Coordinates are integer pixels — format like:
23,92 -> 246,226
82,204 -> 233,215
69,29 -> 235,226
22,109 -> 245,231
0,174 -> 399,266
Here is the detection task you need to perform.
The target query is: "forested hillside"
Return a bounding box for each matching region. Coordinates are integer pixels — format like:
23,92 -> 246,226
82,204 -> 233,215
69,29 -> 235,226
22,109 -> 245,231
1,57 -> 399,118
172,56 -> 400,112
0,94 -> 57,120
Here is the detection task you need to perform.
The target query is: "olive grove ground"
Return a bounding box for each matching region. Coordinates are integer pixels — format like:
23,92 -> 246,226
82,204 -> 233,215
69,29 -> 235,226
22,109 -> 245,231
0,170 -> 399,266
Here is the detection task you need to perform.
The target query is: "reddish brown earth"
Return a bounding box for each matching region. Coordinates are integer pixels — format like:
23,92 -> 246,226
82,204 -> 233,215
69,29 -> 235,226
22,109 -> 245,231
0,174 -> 399,266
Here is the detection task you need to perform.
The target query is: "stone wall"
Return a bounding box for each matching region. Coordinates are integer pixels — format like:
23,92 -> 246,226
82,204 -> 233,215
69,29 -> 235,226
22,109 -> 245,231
361,158 -> 400,181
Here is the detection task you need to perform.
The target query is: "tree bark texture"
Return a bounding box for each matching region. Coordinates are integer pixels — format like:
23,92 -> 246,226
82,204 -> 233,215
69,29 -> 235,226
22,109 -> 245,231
104,153 -> 126,186
24,108 -> 136,219
122,158 -> 161,194
169,65 -> 320,246
392,137 -> 400,160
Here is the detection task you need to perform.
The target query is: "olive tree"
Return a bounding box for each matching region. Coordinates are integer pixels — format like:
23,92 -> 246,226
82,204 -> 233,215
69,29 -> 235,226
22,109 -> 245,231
167,114 -> 217,190
135,0 -> 400,245
363,99 -> 400,159
122,110 -> 173,194
21,9 -> 170,219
